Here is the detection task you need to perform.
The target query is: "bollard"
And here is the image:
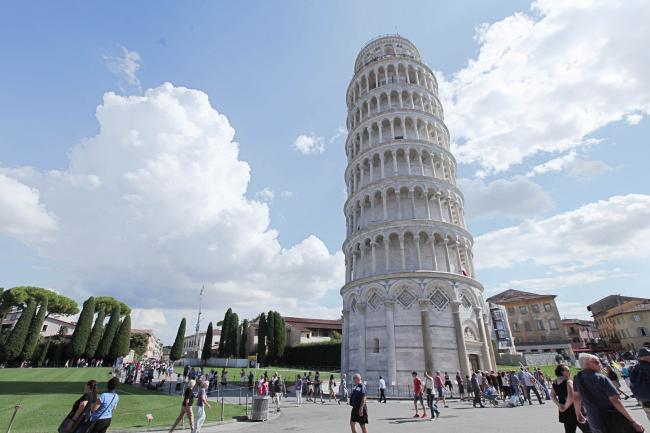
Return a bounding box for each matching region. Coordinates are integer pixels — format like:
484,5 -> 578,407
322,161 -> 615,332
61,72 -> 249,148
221,393 -> 225,422
245,393 -> 249,418
6,404 -> 21,433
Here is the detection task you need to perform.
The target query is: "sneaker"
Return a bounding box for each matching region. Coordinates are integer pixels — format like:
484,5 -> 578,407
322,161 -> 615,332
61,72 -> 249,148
421,413 -> 427,418
413,414 -> 420,418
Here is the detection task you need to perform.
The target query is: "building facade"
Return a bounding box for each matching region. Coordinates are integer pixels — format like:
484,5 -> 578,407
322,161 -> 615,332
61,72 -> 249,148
588,295 -> 649,348
602,301 -> 650,351
562,319 -> 599,352
182,328 -> 221,358
131,328 -> 164,360
340,35 -> 495,387
487,289 -> 572,356
489,303 -> 518,354
245,316 -> 342,355
2,306 -> 76,337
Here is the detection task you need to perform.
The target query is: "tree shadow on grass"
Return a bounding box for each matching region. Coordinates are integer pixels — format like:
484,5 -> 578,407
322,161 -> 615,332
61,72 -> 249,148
0,381 -> 171,396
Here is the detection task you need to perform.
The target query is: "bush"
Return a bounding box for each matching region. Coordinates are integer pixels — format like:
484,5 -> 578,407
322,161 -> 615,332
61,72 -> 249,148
281,342 -> 341,369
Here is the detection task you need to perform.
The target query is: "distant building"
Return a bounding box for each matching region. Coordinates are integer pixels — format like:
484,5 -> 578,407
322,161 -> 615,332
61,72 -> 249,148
487,289 -> 572,356
2,306 -> 76,337
587,295 -> 649,349
131,328 -> 164,360
600,301 -> 650,351
488,303 -> 517,354
182,328 -> 221,358
562,319 -> 599,352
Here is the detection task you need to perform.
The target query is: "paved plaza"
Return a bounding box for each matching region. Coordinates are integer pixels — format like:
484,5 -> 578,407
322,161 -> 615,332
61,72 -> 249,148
144,393 -> 650,433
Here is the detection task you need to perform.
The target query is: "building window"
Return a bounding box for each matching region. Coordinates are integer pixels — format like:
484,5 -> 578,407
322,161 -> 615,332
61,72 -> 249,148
507,307 -> 515,315
537,320 -> 545,331
640,327 -> 647,337
513,322 -> 520,332
633,315 -> 641,322
532,304 -> 540,313
519,306 -> 528,314
524,321 -> 532,332
544,303 -> 552,312
373,337 -> 380,353
42,325 -> 48,332
549,319 -> 558,330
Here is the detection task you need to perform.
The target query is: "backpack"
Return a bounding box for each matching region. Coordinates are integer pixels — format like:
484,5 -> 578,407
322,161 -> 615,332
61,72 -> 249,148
629,363 -> 650,402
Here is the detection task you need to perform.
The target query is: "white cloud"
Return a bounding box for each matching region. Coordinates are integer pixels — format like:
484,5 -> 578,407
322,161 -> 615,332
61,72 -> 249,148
438,0 -> 650,174
4,83 -> 344,321
280,191 -> 293,198
526,150 -> 612,180
104,45 -> 143,93
494,268 -> 629,294
625,113 -> 643,125
255,187 -> 275,202
0,172 -> 58,249
459,176 -> 553,220
293,134 -> 325,154
474,194 -> 650,270
329,126 -> 347,144
131,308 -> 168,329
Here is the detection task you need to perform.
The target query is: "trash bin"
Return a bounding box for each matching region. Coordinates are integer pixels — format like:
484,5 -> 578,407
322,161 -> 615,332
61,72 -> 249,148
250,395 -> 270,421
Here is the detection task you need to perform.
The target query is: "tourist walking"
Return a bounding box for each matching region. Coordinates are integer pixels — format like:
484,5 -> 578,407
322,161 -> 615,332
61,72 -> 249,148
59,379 -> 98,433
295,375 -> 303,407
456,371 -> 466,401
471,371 -> 484,408
630,347 -> 650,421
169,380 -> 195,433
444,372 -> 454,398
573,353 -> 644,433
314,371 -> 324,404
605,363 -> 631,400
86,377 -> 119,433
338,373 -> 349,404
519,368 -> 544,405
551,364 -> 591,433
350,374 -> 368,433
328,374 -> 337,402
378,376 -> 387,403
194,381 -> 211,433
412,371 -> 427,418
220,368 -> 228,388
434,371 -> 449,408
271,374 -> 283,411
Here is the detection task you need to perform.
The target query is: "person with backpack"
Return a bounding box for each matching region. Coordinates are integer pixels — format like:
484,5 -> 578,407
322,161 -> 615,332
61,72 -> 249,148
630,347 -> 650,421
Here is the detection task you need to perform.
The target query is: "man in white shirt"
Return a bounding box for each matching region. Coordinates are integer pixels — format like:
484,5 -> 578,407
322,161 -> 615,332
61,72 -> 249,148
378,376 -> 387,403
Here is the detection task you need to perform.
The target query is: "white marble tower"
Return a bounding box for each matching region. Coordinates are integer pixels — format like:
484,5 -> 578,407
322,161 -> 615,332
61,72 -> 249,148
340,35 -> 496,387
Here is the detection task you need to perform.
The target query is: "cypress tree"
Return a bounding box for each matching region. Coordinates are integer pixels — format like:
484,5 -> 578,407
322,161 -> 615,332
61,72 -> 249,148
226,313 -> 239,358
96,304 -> 121,359
256,312 -> 267,363
109,315 -> 131,360
266,310 -> 276,363
71,297 -> 95,358
85,306 -> 105,358
274,312 -> 286,361
37,339 -> 50,367
21,298 -> 48,361
201,322 -> 213,362
170,317 -> 186,362
239,319 -> 249,358
218,308 -> 232,357
1,298 -> 36,361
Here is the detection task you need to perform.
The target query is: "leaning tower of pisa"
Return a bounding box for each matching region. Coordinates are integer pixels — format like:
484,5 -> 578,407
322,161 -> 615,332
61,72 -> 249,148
341,35 -> 496,387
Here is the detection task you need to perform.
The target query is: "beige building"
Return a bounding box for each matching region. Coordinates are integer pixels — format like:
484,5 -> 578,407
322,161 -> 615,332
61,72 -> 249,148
562,319 -> 599,352
602,301 -> 650,351
131,328 -> 164,360
182,328 -> 221,358
487,289 -> 572,355
587,295 -> 649,349
2,306 -> 76,337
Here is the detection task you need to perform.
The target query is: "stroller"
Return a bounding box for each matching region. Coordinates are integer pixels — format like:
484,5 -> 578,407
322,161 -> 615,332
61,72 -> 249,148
482,386 -> 499,407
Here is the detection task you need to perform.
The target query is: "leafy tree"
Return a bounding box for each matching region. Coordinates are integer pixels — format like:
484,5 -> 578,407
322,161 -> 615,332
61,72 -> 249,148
274,312 -> 286,361
239,319 -> 249,358
1,298 -> 37,361
0,286 -> 78,320
218,308 -> 232,357
96,305 -> 121,359
266,310 -> 276,362
170,318 -> 186,362
21,298 -> 49,361
71,297 -> 95,358
130,333 -> 149,359
109,315 -> 131,360
256,312 -> 267,363
226,313 -> 239,358
36,339 -> 50,367
94,296 -> 130,316
85,306 -> 106,358
201,322 -> 213,362
330,330 -> 342,342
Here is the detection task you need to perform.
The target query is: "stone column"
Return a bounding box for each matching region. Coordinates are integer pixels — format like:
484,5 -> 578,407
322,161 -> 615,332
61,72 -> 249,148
484,312 -> 497,371
382,192 -> 388,220
435,193 -> 443,221
351,252 -> 357,281
342,309 -> 350,377
451,301 -> 470,376
409,190 -> 416,218
358,303 -> 367,378
423,192 -> 431,219
392,151 -> 398,175
443,239 -> 452,272
383,238 -> 390,272
371,241 -> 377,274
399,236 -> 406,270
419,154 -> 425,175
419,299 -> 434,374
406,151 -> 412,175
414,236 -> 422,270
396,191 -> 403,219
474,307 -> 492,371
360,246 -> 365,278
380,154 -> 385,178
455,243 -> 463,273
384,301 -> 397,386
430,239 -> 438,271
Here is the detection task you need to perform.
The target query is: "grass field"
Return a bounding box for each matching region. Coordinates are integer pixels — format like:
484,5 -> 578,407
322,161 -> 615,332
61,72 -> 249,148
0,368 -> 246,433
173,365 -> 341,383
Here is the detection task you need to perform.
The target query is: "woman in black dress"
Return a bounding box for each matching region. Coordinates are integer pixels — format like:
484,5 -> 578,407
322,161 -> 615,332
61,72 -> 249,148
551,365 -> 591,433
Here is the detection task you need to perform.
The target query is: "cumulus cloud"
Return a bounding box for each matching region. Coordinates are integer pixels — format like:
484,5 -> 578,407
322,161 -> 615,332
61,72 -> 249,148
4,83 -> 344,323
526,151 -> 612,180
0,172 -> 58,249
459,176 -> 553,220
474,194 -> 650,269
625,113 -> 643,125
293,134 -> 325,154
494,268 -> 629,294
438,0 -> 650,174
255,187 -> 275,203
104,45 -> 143,93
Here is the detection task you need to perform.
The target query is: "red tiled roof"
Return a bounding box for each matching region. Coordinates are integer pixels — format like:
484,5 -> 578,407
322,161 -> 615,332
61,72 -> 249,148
283,316 -> 342,330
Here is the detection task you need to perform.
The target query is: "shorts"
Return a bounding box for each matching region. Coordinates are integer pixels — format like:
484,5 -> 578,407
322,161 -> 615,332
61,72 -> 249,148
350,408 -> 369,424
436,387 -> 444,398
413,394 -> 424,404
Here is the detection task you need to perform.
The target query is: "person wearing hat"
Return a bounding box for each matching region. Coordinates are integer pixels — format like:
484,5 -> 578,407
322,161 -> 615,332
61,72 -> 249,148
630,347 -> 650,421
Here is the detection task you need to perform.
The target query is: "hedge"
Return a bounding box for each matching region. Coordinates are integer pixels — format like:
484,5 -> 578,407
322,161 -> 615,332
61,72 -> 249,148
281,342 -> 341,369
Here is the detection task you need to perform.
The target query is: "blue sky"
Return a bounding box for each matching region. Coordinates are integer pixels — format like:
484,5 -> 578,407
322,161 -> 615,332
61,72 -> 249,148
1,1 -> 649,343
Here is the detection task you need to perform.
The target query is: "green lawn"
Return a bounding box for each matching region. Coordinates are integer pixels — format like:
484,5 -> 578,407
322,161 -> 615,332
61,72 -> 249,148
0,368 -> 246,433
173,365 -> 340,383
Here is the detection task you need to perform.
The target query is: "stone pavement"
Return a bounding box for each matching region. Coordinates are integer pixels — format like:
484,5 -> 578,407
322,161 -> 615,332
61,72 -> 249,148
144,394 -> 650,433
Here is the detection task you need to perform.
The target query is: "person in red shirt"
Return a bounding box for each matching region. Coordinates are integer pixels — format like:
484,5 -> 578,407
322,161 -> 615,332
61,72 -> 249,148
412,371 -> 427,418
434,371 -> 449,408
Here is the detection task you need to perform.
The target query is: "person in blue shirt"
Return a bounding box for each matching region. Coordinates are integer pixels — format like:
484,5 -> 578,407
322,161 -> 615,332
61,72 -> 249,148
87,377 -> 119,433
350,374 -> 368,433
